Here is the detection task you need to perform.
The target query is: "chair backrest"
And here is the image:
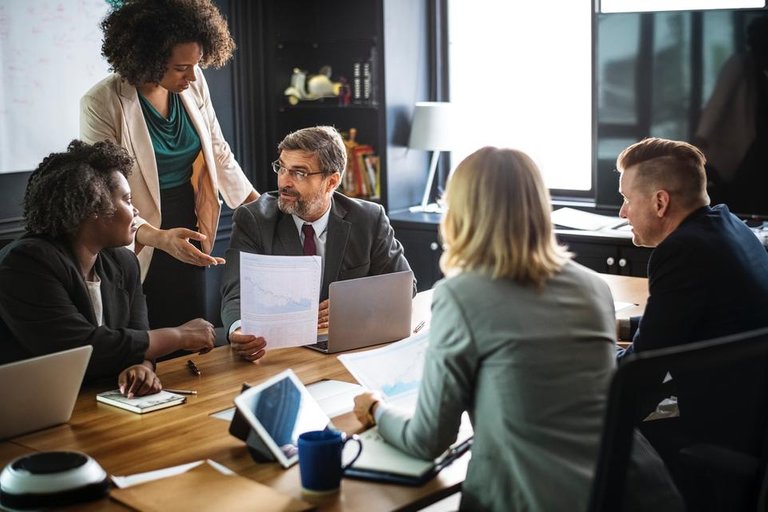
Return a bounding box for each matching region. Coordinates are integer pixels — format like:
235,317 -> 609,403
588,326 -> 768,512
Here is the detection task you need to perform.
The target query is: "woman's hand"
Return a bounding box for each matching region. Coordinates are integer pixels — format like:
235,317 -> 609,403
353,392 -> 382,428
160,227 -> 226,266
118,363 -> 161,398
136,224 -> 225,267
177,318 -> 216,353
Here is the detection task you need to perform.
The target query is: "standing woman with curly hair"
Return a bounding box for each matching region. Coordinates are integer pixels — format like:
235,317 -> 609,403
0,140 -> 215,396
81,0 -> 259,329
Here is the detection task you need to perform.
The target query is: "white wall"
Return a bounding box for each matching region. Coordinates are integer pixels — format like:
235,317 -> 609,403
0,0 -> 110,173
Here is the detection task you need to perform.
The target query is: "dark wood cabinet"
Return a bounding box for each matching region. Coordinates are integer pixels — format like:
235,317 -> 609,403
390,210 -> 443,291
556,231 -> 651,277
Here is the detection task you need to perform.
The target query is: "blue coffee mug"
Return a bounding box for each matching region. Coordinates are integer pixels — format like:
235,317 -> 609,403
298,429 -> 363,493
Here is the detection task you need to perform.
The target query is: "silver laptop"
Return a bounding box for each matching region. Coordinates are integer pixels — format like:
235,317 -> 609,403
0,346 -> 92,439
306,270 -> 414,354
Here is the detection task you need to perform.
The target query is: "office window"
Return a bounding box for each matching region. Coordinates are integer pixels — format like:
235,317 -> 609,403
600,0 -> 765,13
447,1 -> 593,193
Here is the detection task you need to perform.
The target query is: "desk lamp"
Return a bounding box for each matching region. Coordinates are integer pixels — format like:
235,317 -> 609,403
408,102 -> 455,212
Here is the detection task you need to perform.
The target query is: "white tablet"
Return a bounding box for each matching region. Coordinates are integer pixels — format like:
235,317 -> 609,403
233,369 -> 332,468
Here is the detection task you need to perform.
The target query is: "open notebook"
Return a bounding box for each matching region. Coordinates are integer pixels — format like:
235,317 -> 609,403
345,424 -> 473,486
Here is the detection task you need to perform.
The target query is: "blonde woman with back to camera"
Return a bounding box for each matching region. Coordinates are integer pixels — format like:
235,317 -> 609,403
353,146 -> 683,511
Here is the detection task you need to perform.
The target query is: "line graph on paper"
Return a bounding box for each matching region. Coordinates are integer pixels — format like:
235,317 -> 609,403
242,270 -> 314,315
337,331 -> 430,412
239,253 -> 322,348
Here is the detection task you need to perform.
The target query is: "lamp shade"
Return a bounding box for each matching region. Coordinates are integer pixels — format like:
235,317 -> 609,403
408,102 -> 456,151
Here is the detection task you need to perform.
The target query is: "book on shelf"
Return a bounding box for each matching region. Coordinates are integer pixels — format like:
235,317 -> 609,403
352,61 -> 362,103
362,61 -> 371,102
363,153 -> 381,199
341,128 -> 379,200
96,389 -> 186,414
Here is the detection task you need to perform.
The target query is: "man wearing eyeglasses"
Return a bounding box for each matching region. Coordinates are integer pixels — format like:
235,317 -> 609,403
220,126 -> 414,361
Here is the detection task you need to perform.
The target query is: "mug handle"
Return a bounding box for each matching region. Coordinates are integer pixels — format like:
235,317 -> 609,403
341,434 -> 363,470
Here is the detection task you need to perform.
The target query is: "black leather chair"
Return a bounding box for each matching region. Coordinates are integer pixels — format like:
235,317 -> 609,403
588,327 -> 768,512
0,236 -> 17,251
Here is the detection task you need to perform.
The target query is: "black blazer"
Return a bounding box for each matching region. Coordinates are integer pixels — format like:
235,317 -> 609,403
220,192 -> 414,332
0,235 -> 150,381
624,205 -> 768,454
628,205 -> 768,352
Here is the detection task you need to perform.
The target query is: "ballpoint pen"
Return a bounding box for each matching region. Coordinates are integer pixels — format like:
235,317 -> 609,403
187,359 -> 201,376
413,320 -> 426,334
164,389 -> 198,395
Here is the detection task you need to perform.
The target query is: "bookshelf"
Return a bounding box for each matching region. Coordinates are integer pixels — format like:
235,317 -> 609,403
260,0 -> 430,211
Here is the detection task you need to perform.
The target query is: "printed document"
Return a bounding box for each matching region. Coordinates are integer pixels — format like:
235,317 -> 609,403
240,253 -> 321,349
337,330 -> 430,411
551,207 -> 628,231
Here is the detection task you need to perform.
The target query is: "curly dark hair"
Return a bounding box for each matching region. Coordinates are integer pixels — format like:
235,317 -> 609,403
24,140 -> 134,239
101,0 -> 236,86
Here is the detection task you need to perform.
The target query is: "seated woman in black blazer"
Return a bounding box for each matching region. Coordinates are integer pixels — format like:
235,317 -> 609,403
0,140 -> 215,397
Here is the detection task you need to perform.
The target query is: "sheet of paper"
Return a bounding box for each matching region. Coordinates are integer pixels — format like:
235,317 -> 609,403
337,330 -> 430,413
614,300 -> 636,312
111,462 -> 312,512
111,460 -> 235,489
210,407 -> 236,422
240,253 -> 321,349
551,207 -> 628,231
306,379 -> 364,418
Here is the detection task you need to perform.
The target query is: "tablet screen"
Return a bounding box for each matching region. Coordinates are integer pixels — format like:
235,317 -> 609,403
234,370 -> 331,467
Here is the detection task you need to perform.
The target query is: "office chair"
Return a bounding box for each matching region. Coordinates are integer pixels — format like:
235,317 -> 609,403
587,326 -> 768,512
0,236 -> 17,251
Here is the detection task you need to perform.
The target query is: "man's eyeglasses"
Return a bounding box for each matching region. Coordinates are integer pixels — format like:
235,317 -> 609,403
271,161 -> 327,181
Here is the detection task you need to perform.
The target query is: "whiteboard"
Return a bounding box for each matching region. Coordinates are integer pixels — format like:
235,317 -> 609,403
0,0 -> 111,173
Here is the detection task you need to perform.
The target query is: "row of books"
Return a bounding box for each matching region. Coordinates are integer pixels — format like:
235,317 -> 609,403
352,60 -> 374,105
342,129 -> 380,200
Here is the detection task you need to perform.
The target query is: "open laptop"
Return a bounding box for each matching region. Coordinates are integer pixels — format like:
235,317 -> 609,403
0,345 -> 92,439
305,270 -> 414,354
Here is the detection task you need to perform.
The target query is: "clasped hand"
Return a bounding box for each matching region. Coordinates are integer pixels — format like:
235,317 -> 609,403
178,318 -> 216,354
353,392 -> 381,428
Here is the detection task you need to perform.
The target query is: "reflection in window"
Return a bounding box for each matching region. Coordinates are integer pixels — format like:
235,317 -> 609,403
597,14 -> 640,125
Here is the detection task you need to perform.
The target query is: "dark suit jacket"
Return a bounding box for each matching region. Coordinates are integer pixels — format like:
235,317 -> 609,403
0,235 -> 150,381
623,205 -> 768,454
626,205 -> 768,352
220,192 -> 414,332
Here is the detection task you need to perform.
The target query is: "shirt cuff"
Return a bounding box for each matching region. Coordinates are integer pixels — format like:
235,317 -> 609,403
373,402 -> 389,424
228,320 -> 242,340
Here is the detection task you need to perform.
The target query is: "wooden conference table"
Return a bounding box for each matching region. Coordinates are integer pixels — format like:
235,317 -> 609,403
0,274 -> 648,511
